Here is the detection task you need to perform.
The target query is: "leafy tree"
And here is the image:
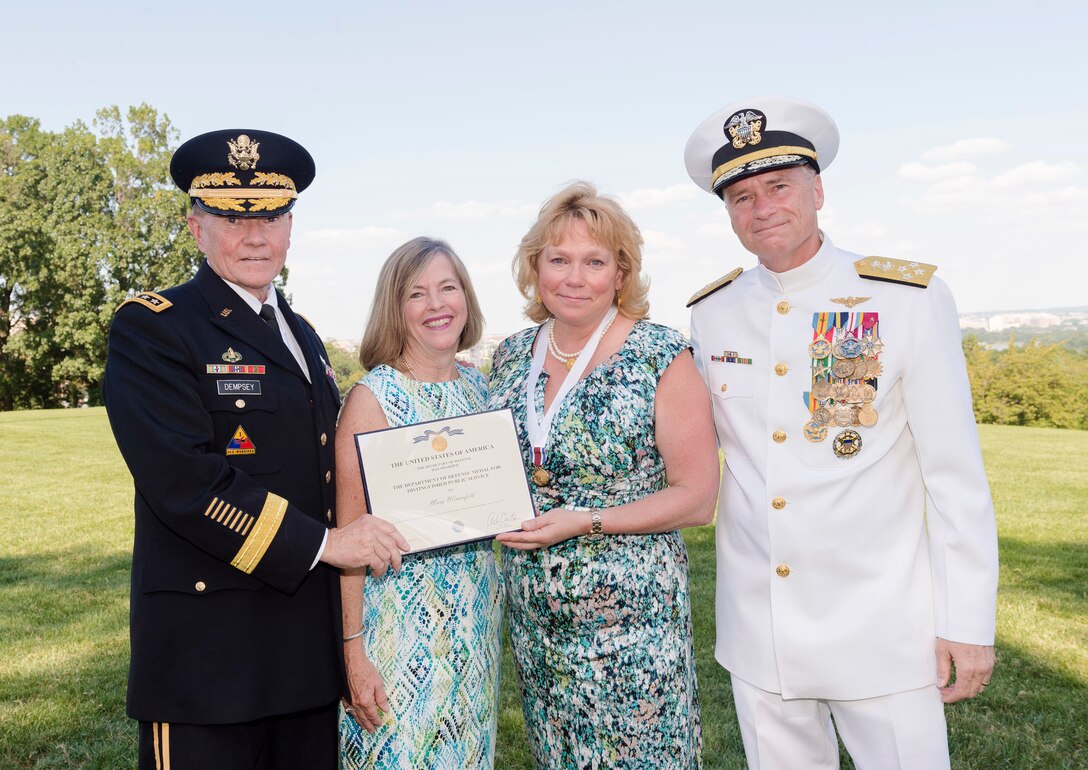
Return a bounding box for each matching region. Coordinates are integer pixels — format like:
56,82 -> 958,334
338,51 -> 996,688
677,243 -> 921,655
0,106 -> 200,410
325,341 -> 365,398
964,335 -> 1088,430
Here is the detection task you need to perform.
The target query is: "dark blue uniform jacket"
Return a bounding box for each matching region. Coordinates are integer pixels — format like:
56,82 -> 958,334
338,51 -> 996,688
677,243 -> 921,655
105,260 -> 343,724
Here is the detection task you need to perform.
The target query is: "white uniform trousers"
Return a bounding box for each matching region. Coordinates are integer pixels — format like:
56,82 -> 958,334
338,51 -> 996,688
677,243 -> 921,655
731,675 -> 950,770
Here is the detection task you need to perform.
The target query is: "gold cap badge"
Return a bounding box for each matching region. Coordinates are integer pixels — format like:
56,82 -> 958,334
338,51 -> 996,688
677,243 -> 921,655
227,135 -> 260,170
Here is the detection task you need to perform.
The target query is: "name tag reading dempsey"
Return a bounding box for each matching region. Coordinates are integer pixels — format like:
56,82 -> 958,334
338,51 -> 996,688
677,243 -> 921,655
354,408 -> 536,553
217,380 -> 262,395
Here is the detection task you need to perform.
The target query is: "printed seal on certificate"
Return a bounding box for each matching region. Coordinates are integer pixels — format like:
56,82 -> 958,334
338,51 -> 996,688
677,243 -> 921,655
353,408 -> 536,553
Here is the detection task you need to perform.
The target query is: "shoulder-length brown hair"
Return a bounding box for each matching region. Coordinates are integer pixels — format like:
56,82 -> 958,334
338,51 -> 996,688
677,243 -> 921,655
358,237 -> 484,370
513,181 -> 651,323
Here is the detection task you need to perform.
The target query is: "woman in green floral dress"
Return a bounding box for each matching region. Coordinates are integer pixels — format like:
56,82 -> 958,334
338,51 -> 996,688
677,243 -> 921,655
337,238 -> 501,769
491,182 -> 720,768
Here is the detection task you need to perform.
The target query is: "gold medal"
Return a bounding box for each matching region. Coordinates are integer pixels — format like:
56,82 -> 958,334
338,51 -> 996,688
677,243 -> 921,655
832,358 -> 855,379
803,420 -> 828,442
531,467 -> 552,486
864,359 -> 883,379
845,384 -> 864,404
857,404 -> 878,427
813,407 -> 832,426
809,339 -> 832,359
830,382 -> 849,402
812,378 -> 832,401
832,429 -> 862,458
833,406 -> 855,427
832,336 -> 863,359
860,384 -> 876,403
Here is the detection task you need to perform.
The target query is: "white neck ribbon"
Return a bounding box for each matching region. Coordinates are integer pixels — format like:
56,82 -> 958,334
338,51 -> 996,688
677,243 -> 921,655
525,306 -> 618,453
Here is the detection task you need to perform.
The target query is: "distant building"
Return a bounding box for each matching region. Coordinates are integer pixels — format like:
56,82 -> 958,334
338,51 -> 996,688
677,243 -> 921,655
958,309 -> 1084,332
986,312 -> 1062,331
461,335 -> 506,369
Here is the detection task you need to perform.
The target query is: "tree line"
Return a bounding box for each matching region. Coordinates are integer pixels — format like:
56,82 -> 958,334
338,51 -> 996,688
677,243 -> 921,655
2,107 -> 1086,431
963,336 -> 1088,430
0,105 -> 200,410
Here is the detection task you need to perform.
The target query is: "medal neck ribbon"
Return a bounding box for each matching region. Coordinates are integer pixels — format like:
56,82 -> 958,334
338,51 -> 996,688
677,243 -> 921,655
525,306 -> 619,455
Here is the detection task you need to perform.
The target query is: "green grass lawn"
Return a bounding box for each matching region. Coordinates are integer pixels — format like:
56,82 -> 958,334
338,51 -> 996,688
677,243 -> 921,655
1,410 -> 1085,768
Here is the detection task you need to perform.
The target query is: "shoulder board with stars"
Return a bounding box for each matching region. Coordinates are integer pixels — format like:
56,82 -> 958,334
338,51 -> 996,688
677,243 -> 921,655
854,257 -> 936,288
686,267 -> 744,307
115,291 -> 173,313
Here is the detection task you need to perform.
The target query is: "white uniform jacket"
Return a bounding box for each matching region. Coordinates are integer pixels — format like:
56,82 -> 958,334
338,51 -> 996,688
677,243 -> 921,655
690,234 -> 998,700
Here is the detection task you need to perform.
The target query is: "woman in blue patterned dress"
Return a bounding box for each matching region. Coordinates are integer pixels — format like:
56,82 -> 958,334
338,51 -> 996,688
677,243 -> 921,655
491,182 -> 720,768
336,237 -> 502,769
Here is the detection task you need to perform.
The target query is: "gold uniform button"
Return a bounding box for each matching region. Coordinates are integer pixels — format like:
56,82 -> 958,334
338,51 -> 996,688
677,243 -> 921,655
235,399 -> 246,408
325,470 -> 332,484
772,430 -> 787,443
195,581 -> 206,592
774,363 -> 789,376
320,432 -> 328,446
720,383 -> 728,393
326,509 -> 333,522
776,564 -> 791,578
776,300 -> 791,315
772,497 -> 787,510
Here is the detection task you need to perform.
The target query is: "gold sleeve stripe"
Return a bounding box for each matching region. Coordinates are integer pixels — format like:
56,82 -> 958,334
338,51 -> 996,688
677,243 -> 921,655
215,505 -> 232,523
162,722 -> 171,770
204,498 -> 220,518
230,492 -> 288,574
231,514 -> 252,533
240,516 -> 255,536
224,509 -> 244,530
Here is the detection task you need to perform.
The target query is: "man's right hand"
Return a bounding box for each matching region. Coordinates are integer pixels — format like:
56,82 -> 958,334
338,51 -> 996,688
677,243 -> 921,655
322,516 -> 409,576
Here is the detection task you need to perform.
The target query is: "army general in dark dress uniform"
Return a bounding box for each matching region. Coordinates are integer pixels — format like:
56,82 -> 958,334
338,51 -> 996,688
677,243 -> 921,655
105,129 -> 408,770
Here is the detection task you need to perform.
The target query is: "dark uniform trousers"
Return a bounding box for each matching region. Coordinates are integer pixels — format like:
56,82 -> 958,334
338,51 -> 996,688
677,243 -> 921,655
105,261 -> 343,769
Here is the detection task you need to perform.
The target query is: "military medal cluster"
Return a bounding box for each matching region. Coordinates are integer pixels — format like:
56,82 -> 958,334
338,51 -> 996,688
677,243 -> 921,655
804,306 -> 882,459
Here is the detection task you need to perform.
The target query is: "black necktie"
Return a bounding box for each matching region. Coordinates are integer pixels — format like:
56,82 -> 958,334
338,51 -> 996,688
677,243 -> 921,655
259,303 -> 278,332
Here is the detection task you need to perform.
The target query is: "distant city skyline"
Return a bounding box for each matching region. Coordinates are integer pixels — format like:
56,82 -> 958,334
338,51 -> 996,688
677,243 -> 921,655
3,1 -> 1085,339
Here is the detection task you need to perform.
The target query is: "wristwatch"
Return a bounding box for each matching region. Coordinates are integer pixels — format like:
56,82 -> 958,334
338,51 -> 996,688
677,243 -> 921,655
589,510 -> 603,539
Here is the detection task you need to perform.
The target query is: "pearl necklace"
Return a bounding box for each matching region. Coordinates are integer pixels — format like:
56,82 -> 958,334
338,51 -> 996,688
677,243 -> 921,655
400,356 -> 458,383
547,312 -> 617,371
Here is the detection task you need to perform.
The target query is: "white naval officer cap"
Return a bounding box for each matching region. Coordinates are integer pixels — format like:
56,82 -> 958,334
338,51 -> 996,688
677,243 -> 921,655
685,96 -> 839,196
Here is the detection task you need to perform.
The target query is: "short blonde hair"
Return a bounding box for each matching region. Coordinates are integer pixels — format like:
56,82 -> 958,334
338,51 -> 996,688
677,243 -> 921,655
513,181 -> 650,323
358,237 -> 484,370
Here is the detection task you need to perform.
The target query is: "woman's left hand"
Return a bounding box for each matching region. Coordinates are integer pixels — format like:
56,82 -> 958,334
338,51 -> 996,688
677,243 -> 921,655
495,508 -> 590,550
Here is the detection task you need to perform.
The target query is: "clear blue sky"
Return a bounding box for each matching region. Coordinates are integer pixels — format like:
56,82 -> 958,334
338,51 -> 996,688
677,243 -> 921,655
4,0 -> 1085,338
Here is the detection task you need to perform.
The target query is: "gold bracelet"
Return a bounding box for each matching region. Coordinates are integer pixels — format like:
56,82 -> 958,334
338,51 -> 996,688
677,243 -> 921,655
589,510 -> 603,539
342,627 -> 365,642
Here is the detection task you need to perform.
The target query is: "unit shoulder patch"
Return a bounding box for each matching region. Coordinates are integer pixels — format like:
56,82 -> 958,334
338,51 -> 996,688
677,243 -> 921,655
854,257 -> 936,288
116,291 -> 173,313
687,267 -> 744,307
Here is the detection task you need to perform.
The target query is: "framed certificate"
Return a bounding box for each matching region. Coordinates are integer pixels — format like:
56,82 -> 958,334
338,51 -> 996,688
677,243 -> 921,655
354,408 -> 536,553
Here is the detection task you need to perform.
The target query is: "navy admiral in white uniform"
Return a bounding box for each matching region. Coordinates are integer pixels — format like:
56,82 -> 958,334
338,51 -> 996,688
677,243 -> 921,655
684,98 -> 998,769
105,129 -> 408,770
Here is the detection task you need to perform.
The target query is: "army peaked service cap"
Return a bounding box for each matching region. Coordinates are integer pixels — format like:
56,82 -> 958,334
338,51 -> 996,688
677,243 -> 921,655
170,129 -> 315,218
